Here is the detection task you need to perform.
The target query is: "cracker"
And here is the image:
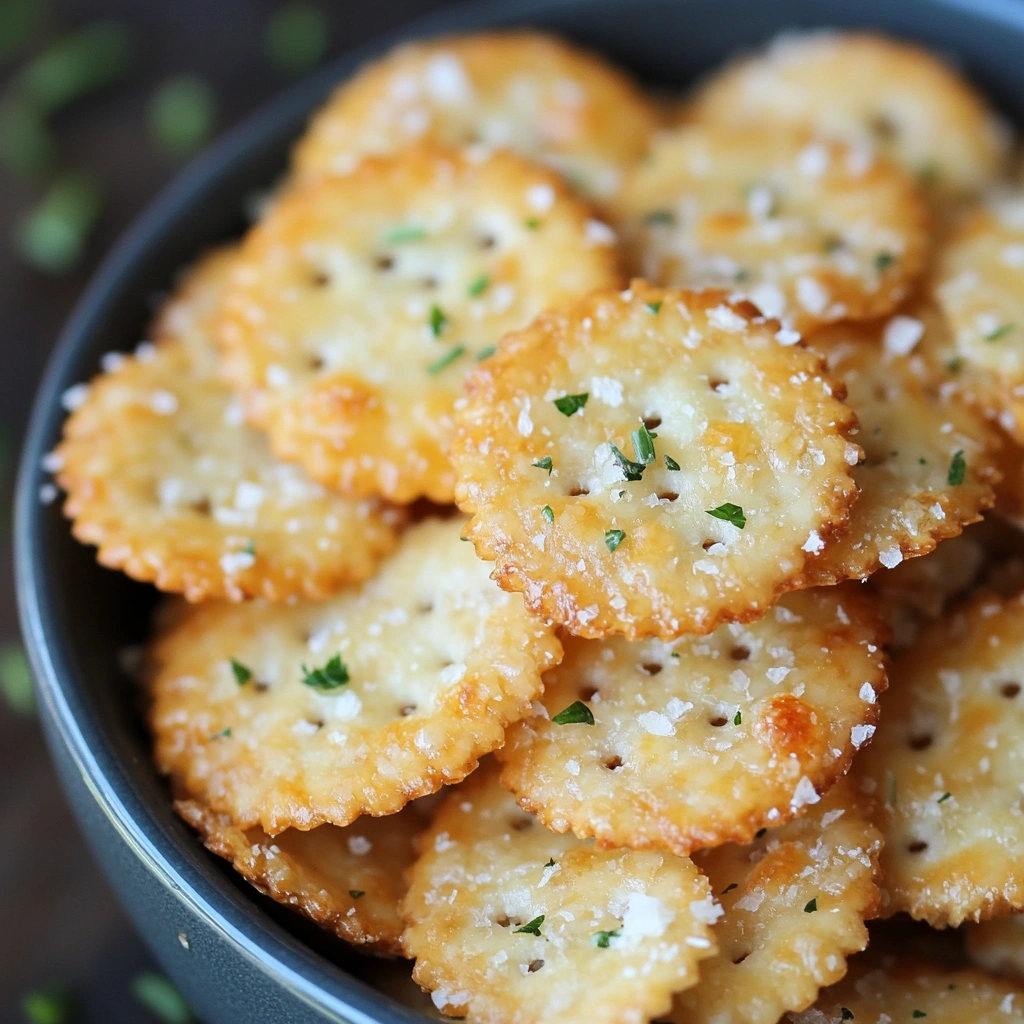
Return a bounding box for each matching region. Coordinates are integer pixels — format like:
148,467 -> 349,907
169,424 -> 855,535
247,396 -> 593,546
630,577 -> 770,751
452,284 -> 861,640
686,31 -> 1010,202
967,916 -> 1024,981
148,517 -> 562,834
934,193 -> 1024,441
218,147 -> 620,503
176,796 -> 424,954
792,953 -> 1024,1023
498,586 -> 887,855
665,778 -> 882,1024
612,125 -> 929,333
858,587 -> 1024,926
401,763 -> 718,1024
797,312 -> 999,585
290,31 -> 660,201
55,249 -> 403,602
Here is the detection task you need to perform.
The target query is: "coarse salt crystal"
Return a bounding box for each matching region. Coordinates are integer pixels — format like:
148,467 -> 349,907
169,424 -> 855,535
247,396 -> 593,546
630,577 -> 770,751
851,724 -> 876,748
526,183 -> 555,212
883,316 -> 924,357
348,835 -> 372,855
585,219 -> 616,246
220,551 -> 256,574
61,383 -> 90,411
637,711 -> 675,736
802,531 -> 824,554
878,546 -> 903,569
708,305 -> 748,333
790,775 -> 820,810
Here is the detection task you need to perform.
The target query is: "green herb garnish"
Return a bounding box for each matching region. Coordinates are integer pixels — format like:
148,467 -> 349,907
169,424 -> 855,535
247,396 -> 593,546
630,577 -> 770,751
644,210 -> 674,226
515,915 -> 544,936
938,792 -> 952,803
349,890 -> 365,899
591,929 -> 621,947
946,356 -> 963,373
384,224 -> 427,244
664,454 -> 681,471
874,251 -> 895,272
984,323 -> 1015,341
429,304 -> 448,337
553,392 -> 588,416
604,528 -> 626,553
476,345 -> 497,361
947,449 -> 966,486
913,1012 -> 927,1019
721,883 -> 738,895
13,171 -> 102,275
132,973 -> 191,1024
301,654 -> 349,691
733,711 -> 742,725
0,641 -> 34,715
804,898 -> 818,913
541,505 -> 554,524
524,217 -> 541,230
552,701 -> 595,726
645,301 -> 662,315
230,659 -> 252,686
532,456 -> 553,474
264,2 -> 328,75
209,728 -> 231,740
706,503 -> 746,529
21,988 -> 76,1024
467,274 -> 490,297
427,345 -> 465,374
149,74 -> 216,158
631,423 -> 657,465
610,443 -> 645,481
544,858 -> 556,868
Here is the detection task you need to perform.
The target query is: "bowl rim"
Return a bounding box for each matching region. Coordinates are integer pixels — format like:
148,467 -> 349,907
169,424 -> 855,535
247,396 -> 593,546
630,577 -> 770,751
14,0 -> 1024,1019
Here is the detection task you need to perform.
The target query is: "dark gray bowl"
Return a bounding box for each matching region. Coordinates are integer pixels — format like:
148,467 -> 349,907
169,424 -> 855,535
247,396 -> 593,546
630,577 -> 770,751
15,0 -> 1024,1021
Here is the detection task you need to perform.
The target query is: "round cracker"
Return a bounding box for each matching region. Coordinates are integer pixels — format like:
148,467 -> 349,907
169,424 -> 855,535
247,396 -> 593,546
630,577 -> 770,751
967,916 -> 1024,981
612,125 -> 929,333
666,778 -> 882,1024
792,953 -> 1024,1023
149,517 -> 562,834
686,31 -> 1010,202
498,586 -> 887,855
858,586 -> 1024,926
798,312 -> 999,585
290,31 -> 660,201
451,284 -> 861,641
218,147 -> 620,503
176,796 -> 423,954
401,762 -> 718,1024
934,193 -> 1024,439
55,249 -> 403,602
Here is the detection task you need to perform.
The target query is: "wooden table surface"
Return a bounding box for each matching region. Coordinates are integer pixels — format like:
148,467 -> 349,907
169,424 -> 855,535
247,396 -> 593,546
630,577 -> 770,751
0,2 -> 451,1020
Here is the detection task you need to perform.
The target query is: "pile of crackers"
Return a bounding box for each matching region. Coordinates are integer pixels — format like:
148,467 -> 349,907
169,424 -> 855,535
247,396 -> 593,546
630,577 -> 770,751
49,28 -> 1024,1023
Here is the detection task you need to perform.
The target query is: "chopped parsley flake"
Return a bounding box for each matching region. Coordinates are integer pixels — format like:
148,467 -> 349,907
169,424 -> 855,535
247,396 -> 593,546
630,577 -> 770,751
721,883 -> 738,894
886,769 -> 898,807
541,505 -> 554,524
755,828 -> 767,839
515,915 -> 544,936
984,323 -> 1015,341
384,224 -> 426,244
733,711 -> 742,725
947,449 -> 966,486
823,235 -> 844,254
532,456 -> 553,474
938,792 -> 952,803
467,274 -> 490,297
804,898 -> 818,913
230,659 -> 252,686
552,700 -> 595,726
591,929 -> 621,947
610,443 -> 645,481
349,890 -> 365,899
22,988 -> 76,1024
670,651 -> 680,659
544,858 -> 556,868
429,304 -> 448,337
301,654 -> 349,691
841,1010 -> 854,1021
918,162 -> 940,185
427,345 -> 465,375
553,392 -> 588,416
524,217 -> 541,230
734,268 -> 750,282
631,423 -> 657,465
645,300 -> 663,315
644,210 -> 674,226
706,503 -> 746,529
946,356 -> 963,373
132,973 -> 191,1024
476,345 -> 497,361
209,727 -> 231,740
604,528 -> 626,552
874,251 -> 896,272
664,454 -> 681,471
913,1012 -> 927,1019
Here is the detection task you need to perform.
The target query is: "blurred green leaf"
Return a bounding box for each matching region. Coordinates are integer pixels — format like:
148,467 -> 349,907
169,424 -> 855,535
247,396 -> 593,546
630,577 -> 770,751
265,2 -> 328,74
16,20 -> 133,115
0,0 -> 45,61
132,974 -> 191,1024
148,74 -> 215,158
12,170 -> 102,274
0,641 -> 34,715
0,93 -> 57,178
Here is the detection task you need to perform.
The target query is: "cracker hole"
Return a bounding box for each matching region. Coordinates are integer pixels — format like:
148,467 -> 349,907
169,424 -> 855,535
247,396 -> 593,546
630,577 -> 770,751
510,817 -> 533,832
528,960 -> 545,973
1001,682 -> 1021,698
254,681 -> 270,693
568,486 -> 590,497
709,716 -> 729,727
732,953 -> 750,965
869,113 -> 899,141
304,719 -> 324,730
496,915 -> 511,928
908,734 -> 933,751
702,539 -> 717,551
604,756 -> 623,771
399,704 -> 417,716
709,378 -> 729,393
730,645 -> 751,661
421,276 -> 439,289
639,662 -> 662,676
656,492 -> 679,502
375,255 -> 394,271
579,686 -> 599,702
417,600 -> 435,614
643,415 -> 662,430
478,233 -> 497,250
191,498 -> 212,516
308,355 -> 324,371
311,270 -> 330,287
907,840 -> 928,854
